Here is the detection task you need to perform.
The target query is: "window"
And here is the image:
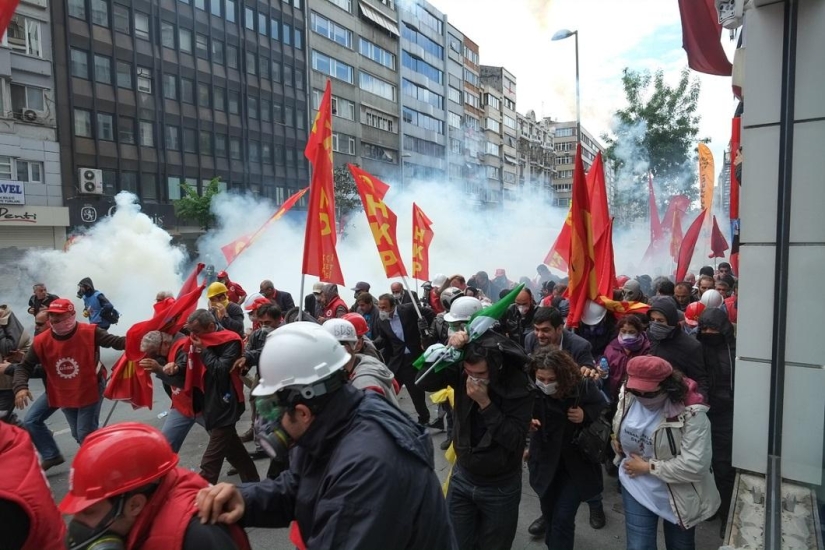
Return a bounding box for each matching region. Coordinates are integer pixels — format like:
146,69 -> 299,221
412,4 -> 442,34
362,142 -> 396,163
97,113 -> 114,140
70,49 -> 89,79
6,15 -> 42,57
296,109 -> 305,130
116,61 -> 132,88
359,72 -> 395,101
310,12 -> 352,48
248,96 -> 258,119
118,116 -> 135,144
362,107 -> 395,132
260,55 -> 270,79
230,138 -> 241,159
403,135 -> 445,157
225,0 -> 236,22
486,118 -> 500,133
486,166 -> 500,179
262,143 -> 272,164
137,67 -> 152,93
261,100 -> 271,121
163,74 -> 177,100
215,134 -> 227,157
198,84 -> 210,107
294,29 -> 303,48
448,112 -> 461,129
113,4 -> 130,33
285,148 -> 295,166
69,0 -> 86,19
226,45 -> 238,69
10,84 -> 44,111
314,89 -> 355,120
196,34 -> 209,59
211,0 -> 221,16
134,12 -> 150,40
311,51 -> 353,84
282,23 -> 291,45
249,141 -> 260,162
464,91 -> 480,109
74,109 -> 92,137
244,7 -> 254,30
450,138 -> 461,155
402,107 -> 443,134
359,38 -> 395,69
8,159 -> 43,182
485,93 -> 500,110
284,106 -> 293,127
273,103 -> 282,123
272,60 -> 281,82
331,132 -> 355,155
91,0 -> 109,27
326,0 -> 351,11
94,54 -> 112,84
258,13 -> 267,35
448,87 -> 461,104
183,128 -> 197,153
181,78 -> 194,103
270,18 -> 279,40
120,172 -> 138,193
214,87 -> 225,111
503,97 -> 515,111
246,51 -> 256,75
503,115 -> 516,130
401,79 -> 442,109
141,173 -> 157,200
179,28 -> 192,53
228,90 -> 240,114
294,0 -> 303,8
161,22 -> 175,48
212,39 -> 224,64
555,127 -> 575,137
199,131 -> 212,155
465,115 -> 479,131
485,141 -> 500,156
448,34 -> 461,53
463,45 -> 479,65
139,121 -> 154,146
165,125 -> 180,150
463,68 -> 479,87
196,0 -> 206,10
401,23 -> 443,59
283,65 -> 293,87
295,69 -> 304,90
401,52 -> 442,83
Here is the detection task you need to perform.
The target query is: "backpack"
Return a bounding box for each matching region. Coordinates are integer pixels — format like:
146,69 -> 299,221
100,307 -> 120,325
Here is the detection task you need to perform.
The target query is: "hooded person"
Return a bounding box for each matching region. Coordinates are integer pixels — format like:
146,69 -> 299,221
317,284 -> 349,322
473,271 -> 501,303
646,297 -> 708,400
77,277 -> 116,330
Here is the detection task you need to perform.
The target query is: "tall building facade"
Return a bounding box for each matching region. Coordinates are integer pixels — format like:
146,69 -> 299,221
517,110 -> 554,203
548,120 -> 604,207
480,66 -> 517,201
460,35 -> 483,202
444,23 -> 464,188
0,0 -> 69,250
52,0 -> 309,231
307,0 -> 402,182
478,82 -> 502,204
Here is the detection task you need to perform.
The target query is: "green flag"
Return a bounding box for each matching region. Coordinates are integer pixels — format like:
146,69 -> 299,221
465,283 -> 524,341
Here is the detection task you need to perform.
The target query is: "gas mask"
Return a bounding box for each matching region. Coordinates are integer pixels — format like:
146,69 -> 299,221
447,322 -> 466,337
66,496 -> 126,550
254,397 -> 294,462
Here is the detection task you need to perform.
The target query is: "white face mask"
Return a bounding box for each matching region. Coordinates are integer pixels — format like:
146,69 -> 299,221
393,292 -> 404,301
517,305 -> 529,316
535,380 -> 558,396
379,310 -> 391,321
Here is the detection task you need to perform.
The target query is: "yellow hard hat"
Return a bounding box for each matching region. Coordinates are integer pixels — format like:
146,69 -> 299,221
207,281 -> 229,299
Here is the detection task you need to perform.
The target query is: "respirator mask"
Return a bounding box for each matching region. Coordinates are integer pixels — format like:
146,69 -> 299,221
254,395 -> 294,462
66,496 -> 126,550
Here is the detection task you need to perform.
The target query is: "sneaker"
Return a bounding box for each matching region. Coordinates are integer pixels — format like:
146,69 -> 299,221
527,515 -> 547,537
427,418 -> 445,431
227,467 -> 238,476
439,438 -> 452,451
589,505 -> 607,529
41,455 -> 65,472
239,428 -> 254,443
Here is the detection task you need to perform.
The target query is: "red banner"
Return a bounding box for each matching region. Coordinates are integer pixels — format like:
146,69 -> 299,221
544,211 -> 571,272
348,165 -> 407,278
676,209 -> 708,282
0,1 -> 20,40
178,263 -> 205,298
567,145 -> 597,328
709,215 -> 730,258
302,80 -> 344,284
594,218 -> 617,299
411,203 -> 434,281
588,153 -> 610,244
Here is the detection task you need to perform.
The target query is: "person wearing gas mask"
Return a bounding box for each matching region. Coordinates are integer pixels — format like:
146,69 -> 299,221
206,282 -> 245,337
195,322 -> 457,550
60,422 -> 250,550
12,299 -> 125,445
0,421 -> 65,550
503,287 -> 537,348
621,279 -> 647,304
77,277 -> 116,330
427,287 -> 466,347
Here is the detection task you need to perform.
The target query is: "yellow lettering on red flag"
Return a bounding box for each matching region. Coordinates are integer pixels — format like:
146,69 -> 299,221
411,202 -> 434,281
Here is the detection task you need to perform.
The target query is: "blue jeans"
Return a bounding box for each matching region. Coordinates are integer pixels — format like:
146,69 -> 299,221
24,392 -> 61,460
61,375 -> 106,445
622,488 -> 695,550
447,466 -> 522,550
161,408 -> 205,453
540,466 -> 582,550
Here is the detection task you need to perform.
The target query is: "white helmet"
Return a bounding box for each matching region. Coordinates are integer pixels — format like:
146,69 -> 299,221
323,318 -> 358,343
431,273 -> 448,288
581,300 -> 607,326
444,296 -> 483,323
700,289 -> 724,309
254,322 -> 350,397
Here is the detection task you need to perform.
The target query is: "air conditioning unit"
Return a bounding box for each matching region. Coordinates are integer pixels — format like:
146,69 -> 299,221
78,168 -> 103,195
22,109 -> 38,122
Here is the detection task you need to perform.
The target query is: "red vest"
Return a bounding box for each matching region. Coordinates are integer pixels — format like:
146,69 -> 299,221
324,296 -> 348,319
126,467 -> 250,550
33,323 -> 99,408
184,331 -> 245,403
0,424 -> 66,550
724,296 -> 738,324
429,289 -> 445,314
167,338 -> 195,418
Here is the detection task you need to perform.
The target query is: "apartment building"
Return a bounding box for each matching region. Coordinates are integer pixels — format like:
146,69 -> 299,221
548,120 -> 604,207
0,0 -> 69,250
480,66 -> 517,202
444,23 -> 463,188
517,110 -> 554,203
478,83 -> 502,204
52,0 -> 309,230
460,34 -> 483,203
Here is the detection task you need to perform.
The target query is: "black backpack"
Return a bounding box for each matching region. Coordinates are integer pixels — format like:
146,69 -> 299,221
101,307 -> 121,325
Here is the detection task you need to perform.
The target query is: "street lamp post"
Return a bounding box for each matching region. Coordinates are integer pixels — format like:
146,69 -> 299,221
552,29 -> 580,145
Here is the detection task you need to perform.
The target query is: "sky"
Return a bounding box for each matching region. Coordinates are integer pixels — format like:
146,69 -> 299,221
428,0 -> 738,167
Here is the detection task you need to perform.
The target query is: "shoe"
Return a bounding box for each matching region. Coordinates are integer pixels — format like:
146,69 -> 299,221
41,455 -> 65,472
417,416 -> 431,427
427,418 -> 445,431
249,448 -> 269,460
589,505 -> 607,529
239,428 -> 254,442
719,521 -> 727,539
439,438 -> 452,451
528,515 -> 547,537
227,467 -> 238,476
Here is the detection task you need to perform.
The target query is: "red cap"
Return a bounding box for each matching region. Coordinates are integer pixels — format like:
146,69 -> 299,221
46,298 -> 75,314
217,271 -> 228,279
244,297 -> 271,311
626,356 -> 673,393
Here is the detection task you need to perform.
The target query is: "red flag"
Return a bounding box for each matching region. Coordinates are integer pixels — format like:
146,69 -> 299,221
411,203 -> 434,281
709,215 -> 730,258
0,1 -> 20,40
588,153 -> 610,243
348,165 -> 407,278
566,145 -> 597,328
594,218 -> 617,298
178,263 -> 205,298
104,355 -> 153,410
730,117 -> 741,220
661,195 -> 690,231
544,211 -> 571,272
302,80 -> 344,284
669,208 -> 684,262
678,0 -> 732,76
676,209 -> 708,282
648,173 -> 663,243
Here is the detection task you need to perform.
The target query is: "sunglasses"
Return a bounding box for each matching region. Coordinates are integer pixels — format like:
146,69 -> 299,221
627,388 -> 664,399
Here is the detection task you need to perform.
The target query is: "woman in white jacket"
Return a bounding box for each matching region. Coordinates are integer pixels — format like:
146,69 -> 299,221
612,355 -> 720,550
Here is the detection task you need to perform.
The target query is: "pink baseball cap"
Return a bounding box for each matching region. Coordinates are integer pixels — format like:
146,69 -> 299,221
626,356 -> 673,393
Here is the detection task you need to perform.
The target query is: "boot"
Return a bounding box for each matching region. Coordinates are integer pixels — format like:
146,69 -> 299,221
589,504 -> 606,529
239,427 -> 254,442
528,516 -> 546,537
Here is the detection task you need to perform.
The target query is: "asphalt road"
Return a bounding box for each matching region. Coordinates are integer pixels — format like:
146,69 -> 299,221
31,378 -> 723,550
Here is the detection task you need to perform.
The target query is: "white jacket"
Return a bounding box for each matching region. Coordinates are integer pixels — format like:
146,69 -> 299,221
613,388 -> 721,529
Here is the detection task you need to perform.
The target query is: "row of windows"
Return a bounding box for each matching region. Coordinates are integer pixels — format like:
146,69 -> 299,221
401,23 -> 443,60
310,11 -> 351,48
463,68 -> 479,87
409,4 -> 443,35
359,72 -> 396,101
403,135 -> 444,157
0,156 -> 43,183
311,89 -> 356,121
402,107 -> 443,134
401,51 -> 442,84
463,45 -> 479,65
464,91 -> 480,109
159,19 -> 303,57
359,38 -> 396,70
402,79 -> 442,110
311,50 -> 353,84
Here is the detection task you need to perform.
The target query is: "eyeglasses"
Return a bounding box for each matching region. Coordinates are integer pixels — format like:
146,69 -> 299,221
627,388 -> 664,399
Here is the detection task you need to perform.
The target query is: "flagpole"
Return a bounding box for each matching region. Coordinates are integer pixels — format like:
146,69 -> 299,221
415,353 -> 448,388
401,275 -> 424,320
102,400 -> 118,427
299,274 -> 306,314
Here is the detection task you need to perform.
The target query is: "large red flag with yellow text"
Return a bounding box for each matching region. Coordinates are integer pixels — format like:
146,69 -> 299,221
302,81 -> 344,284
348,165 -> 407,278
411,203 -> 434,281
566,145 -> 597,328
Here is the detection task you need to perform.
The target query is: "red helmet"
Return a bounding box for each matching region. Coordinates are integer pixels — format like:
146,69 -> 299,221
217,270 -> 228,280
684,302 -> 705,327
342,312 -> 369,337
616,275 -> 631,289
59,423 -> 178,514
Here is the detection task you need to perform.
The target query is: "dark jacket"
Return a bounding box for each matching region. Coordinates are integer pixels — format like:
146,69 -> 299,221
524,329 -> 595,367
27,293 -> 58,316
603,335 -> 651,400
647,298 -> 708,399
304,294 -> 319,317
574,315 -> 617,358
79,277 -> 114,330
417,332 -> 534,483
398,290 -> 421,306
218,302 -> 245,337
528,378 -> 607,500
503,304 -> 535,348
377,303 -> 434,373
697,308 -> 736,413
238,386 -> 457,550
271,290 -> 296,313
242,327 -> 271,373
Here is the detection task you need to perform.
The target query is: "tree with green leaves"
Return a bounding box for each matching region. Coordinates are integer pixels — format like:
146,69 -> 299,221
174,177 -> 222,229
333,164 -> 362,232
603,68 -> 704,226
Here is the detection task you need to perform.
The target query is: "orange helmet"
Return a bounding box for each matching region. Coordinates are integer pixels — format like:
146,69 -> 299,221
342,312 -> 369,337
684,302 -> 705,327
59,423 -> 178,514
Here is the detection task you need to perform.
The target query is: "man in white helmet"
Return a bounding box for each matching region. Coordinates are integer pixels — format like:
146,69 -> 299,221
196,322 -> 457,550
